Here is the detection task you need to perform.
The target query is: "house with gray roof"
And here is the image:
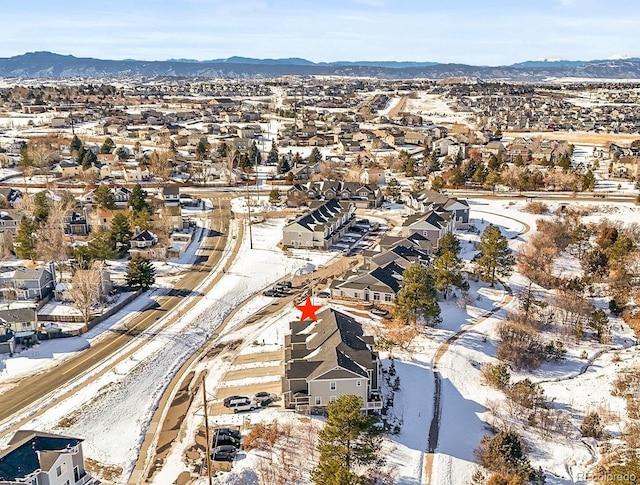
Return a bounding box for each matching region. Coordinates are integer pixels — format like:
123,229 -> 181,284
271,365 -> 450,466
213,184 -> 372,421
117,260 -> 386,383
404,189 -> 469,227
401,210 -> 454,246
329,261 -> 405,306
0,307 -> 38,346
0,430 -> 97,484
10,266 -> 54,302
283,308 -> 381,412
282,199 -> 355,249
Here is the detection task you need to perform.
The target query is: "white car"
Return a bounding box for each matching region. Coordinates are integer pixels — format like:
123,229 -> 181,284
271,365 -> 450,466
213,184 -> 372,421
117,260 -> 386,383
229,399 -> 258,413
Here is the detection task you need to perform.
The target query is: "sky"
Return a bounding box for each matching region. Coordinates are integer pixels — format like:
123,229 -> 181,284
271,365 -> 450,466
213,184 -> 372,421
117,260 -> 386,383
2,0 -> 639,65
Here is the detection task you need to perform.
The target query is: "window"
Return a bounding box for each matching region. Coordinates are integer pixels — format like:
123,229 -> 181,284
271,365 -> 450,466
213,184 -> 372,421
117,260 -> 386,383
329,396 -> 337,403
356,380 -> 362,387
330,382 -> 336,391
315,396 -> 322,405
373,293 -> 380,301
56,465 -> 63,477
354,292 -> 360,299
384,294 -> 392,302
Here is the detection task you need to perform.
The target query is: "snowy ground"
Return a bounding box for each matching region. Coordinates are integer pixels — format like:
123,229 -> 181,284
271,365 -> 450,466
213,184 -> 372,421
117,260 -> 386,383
0,208 -> 337,483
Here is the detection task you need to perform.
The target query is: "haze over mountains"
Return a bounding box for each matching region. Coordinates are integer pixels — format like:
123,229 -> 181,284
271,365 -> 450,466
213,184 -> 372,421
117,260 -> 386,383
1,51 -> 640,80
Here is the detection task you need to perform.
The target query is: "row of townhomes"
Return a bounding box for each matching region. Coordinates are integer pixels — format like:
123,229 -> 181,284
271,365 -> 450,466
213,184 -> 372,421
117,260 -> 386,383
282,307 -> 381,413
282,198 -> 356,249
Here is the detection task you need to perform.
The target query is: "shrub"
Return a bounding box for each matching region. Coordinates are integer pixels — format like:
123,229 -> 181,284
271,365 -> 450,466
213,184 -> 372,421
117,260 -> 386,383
580,412 -> 603,439
482,363 -> 511,390
475,430 -> 540,482
487,473 -> 525,485
242,422 -> 282,451
497,322 -> 544,369
505,379 -> 546,409
523,201 -> 548,214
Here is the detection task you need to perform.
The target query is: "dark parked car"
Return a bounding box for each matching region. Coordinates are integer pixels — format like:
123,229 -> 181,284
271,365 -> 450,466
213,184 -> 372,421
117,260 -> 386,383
263,289 -> 282,297
212,445 -> 237,461
280,280 -> 293,288
317,291 -> 330,299
215,427 -> 241,440
212,434 -> 240,448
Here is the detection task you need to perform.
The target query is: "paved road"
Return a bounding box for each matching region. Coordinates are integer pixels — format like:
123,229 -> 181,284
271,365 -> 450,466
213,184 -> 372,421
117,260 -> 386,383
0,195 -> 234,437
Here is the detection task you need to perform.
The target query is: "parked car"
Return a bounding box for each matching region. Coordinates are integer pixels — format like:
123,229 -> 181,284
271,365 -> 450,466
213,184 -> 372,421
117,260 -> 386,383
254,392 -> 277,405
212,445 -> 238,461
212,434 -> 240,448
223,395 -> 247,407
317,291 -> 330,299
229,398 -> 258,413
263,289 -> 282,297
280,280 -> 293,288
214,427 -> 241,440
370,308 -> 390,317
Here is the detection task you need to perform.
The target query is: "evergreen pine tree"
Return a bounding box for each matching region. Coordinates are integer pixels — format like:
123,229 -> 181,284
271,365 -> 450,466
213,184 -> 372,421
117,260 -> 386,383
126,254 -> 156,290
474,225 -> 515,287
93,184 -> 116,210
109,212 -> 133,255
100,137 -> 116,154
309,147 -> 322,164
70,135 -> 83,153
277,155 -> 291,174
393,264 -> 441,325
267,143 -> 279,165
33,192 -> 50,222
14,217 -> 38,260
312,395 -> 383,485
87,229 -> 117,260
128,184 -> 150,213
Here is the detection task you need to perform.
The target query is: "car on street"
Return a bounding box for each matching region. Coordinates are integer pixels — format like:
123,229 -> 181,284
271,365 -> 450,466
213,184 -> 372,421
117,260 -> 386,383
263,289 -> 283,297
212,445 -> 238,461
317,291 -> 330,298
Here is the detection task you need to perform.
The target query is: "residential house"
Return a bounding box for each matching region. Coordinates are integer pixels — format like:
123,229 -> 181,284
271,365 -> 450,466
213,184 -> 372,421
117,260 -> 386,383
401,210 -> 454,246
0,210 -> 19,249
283,307 -> 381,411
290,181 -> 383,209
481,141 -> 507,162
330,261 -> 405,306
10,266 -> 55,302
129,229 -> 164,259
0,430 -> 97,484
378,232 -> 435,254
0,326 -> 14,354
65,211 -> 90,237
359,168 -> 386,186
54,160 -> 82,179
0,188 -> 22,207
162,186 -> 180,207
404,190 -> 470,227
0,307 -> 38,345
282,199 -> 355,249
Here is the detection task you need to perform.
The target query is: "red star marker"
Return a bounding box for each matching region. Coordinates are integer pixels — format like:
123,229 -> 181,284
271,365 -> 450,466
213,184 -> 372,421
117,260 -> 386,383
296,296 -> 322,322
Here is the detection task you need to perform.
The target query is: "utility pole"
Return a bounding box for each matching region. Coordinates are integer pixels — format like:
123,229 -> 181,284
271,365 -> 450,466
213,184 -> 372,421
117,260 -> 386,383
202,374 -> 213,485
245,183 -> 254,249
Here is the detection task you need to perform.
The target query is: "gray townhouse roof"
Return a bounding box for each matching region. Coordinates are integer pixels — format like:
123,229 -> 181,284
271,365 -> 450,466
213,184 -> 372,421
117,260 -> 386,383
163,185 -> 180,196
287,308 -> 377,383
13,267 -> 50,282
334,261 -> 405,295
286,198 -> 352,234
0,307 -> 37,324
0,430 -> 83,480
379,232 -> 434,252
403,210 -> 448,230
131,229 -> 158,242
371,245 -> 431,268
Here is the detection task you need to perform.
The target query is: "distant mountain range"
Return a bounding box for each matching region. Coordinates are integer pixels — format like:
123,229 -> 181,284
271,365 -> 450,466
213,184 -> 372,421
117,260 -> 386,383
1,51 -> 640,80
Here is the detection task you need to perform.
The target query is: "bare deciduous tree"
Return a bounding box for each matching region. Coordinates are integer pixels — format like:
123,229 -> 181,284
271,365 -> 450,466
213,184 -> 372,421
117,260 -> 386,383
67,266 -> 102,328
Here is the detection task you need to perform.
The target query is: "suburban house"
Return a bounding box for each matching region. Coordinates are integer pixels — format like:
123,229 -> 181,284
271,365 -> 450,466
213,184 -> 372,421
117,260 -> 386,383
3,266 -> 55,302
65,211 -> 90,237
283,308 -> 381,412
378,232 -> 436,254
162,186 -> 180,206
404,189 -> 470,228
0,211 -> 19,249
401,210 -> 454,246
0,188 -> 22,207
282,199 -> 355,249
329,261 -> 405,306
0,430 -> 97,485
0,326 -> 14,354
0,307 -> 38,346
129,229 -> 164,259
54,160 -> 82,178
287,181 -> 383,209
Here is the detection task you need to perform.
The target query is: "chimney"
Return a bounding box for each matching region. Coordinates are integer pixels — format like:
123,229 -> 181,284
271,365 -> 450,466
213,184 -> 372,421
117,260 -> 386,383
134,226 -> 140,235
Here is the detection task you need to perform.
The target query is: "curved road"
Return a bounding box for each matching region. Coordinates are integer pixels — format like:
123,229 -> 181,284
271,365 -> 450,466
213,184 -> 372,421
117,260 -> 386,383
424,214 -> 530,485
